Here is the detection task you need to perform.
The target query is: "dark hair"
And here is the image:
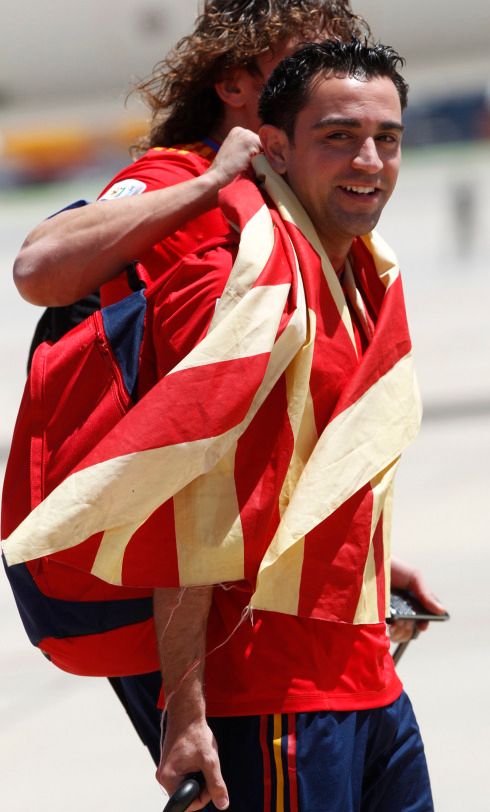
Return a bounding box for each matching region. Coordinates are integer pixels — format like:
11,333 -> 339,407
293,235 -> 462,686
135,2 -> 371,149
259,39 -> 409,139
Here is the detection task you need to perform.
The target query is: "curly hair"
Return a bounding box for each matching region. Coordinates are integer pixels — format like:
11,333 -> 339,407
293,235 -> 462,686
135,1 -> 371,149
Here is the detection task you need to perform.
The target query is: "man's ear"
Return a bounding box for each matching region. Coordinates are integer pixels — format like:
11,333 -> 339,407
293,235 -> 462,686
259,125 -> 290,175
214,69 -> 250,109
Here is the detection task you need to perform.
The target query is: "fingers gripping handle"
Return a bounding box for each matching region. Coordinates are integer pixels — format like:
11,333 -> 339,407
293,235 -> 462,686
163,773 -> 205,812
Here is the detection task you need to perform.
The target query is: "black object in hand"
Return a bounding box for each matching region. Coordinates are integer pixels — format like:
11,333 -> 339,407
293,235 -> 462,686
388,589 -> 449,665
388,589 -> 450,623
163,773 -> 205,812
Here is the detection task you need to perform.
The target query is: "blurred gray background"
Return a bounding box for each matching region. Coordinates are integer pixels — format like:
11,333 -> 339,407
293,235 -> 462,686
1,2 -> 489,810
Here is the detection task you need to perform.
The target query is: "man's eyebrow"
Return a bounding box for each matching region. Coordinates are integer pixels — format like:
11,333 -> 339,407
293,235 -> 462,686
312,116 -> 405,132
379,120 -> 405,132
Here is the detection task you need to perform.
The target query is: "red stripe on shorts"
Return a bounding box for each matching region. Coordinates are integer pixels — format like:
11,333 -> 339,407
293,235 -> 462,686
287,714 -> 299,812
260,714 -> 272,812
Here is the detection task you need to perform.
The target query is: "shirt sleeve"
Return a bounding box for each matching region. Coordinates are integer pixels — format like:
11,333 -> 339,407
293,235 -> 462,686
98,148 -> 211,200
97,146 -> 225,307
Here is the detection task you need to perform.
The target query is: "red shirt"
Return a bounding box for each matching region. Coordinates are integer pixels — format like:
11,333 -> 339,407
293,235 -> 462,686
98,141 -> 231,307
206,591 -> 400,715
148,230 -> 402,716
100,146 -> 401,714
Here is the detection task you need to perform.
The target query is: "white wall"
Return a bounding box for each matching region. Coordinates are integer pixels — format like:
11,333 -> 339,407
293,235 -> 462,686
1,0 -> 489,105
0,0 -> 196,103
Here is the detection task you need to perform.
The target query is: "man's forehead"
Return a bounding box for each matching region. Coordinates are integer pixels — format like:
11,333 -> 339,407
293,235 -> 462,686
303,74 -> 402,123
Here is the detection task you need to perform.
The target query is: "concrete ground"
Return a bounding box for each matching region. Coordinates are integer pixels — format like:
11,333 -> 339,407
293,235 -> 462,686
0,147 -> 489,810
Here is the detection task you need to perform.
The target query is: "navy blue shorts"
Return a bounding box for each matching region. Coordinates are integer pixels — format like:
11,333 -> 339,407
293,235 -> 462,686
108,677 -> 433,811
206,692 -> 434,812
108,672 -> 162,765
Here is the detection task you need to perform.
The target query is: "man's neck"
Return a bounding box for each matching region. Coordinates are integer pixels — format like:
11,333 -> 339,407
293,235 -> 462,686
211,109 -> 255,144
319,236 -> 353,275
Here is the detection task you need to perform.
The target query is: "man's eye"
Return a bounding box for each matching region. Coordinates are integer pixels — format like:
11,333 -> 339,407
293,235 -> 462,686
377,134 -> 400,144
327,132 -> 350,140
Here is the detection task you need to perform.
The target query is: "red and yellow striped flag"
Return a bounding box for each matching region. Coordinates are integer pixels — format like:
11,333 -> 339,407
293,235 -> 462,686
2,156 -> 421,628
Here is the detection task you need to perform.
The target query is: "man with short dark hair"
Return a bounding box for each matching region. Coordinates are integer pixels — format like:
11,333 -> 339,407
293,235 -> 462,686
152,40 -> 437,811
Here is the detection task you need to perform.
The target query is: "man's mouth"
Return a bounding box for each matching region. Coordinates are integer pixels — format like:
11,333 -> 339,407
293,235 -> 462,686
340,185 -> 378,196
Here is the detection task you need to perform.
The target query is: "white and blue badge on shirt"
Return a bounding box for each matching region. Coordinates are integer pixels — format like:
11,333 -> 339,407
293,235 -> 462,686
99,179 -> 147,200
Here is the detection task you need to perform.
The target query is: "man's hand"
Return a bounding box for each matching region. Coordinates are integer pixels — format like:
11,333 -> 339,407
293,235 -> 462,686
157,710 -> 229,810
208,126 -> 262,188
390,557 -> 447,643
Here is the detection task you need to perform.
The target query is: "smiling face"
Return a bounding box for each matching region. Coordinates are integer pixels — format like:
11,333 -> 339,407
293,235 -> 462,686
260,74 -> 404,269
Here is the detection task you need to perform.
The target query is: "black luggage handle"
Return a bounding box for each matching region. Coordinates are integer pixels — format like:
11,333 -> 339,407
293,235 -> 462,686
163,773 -> 205,812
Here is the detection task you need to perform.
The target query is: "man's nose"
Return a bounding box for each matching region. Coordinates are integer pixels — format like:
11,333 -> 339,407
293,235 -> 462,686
351,138 -> 383,173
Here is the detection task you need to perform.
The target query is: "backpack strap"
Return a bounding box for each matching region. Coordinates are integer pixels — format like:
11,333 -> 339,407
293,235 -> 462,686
27,199 -> 148,369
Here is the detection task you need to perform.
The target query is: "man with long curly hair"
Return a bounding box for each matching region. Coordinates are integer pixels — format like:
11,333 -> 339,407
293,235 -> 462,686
14,1 -> 370,306
151,40 -> 441,811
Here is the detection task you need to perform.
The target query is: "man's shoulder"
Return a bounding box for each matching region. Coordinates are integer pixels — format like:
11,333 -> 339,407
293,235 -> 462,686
136,141 -> 216,174
98,141 -> 216,200
149,140 -> 217,163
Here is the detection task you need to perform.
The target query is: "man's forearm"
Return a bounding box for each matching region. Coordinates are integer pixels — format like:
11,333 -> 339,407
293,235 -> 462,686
13,126 -> 261,307
154,586 -> 212,711
153,586 -> 229,810
13,173 -> 224,307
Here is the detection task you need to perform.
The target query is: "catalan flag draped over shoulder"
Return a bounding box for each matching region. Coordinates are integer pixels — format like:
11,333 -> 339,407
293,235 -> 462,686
2,156 -> 421,669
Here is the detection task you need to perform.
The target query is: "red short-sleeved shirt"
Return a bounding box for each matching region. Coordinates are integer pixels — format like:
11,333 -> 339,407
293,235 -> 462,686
99,146 -> 401,714
149,234 -> 402,716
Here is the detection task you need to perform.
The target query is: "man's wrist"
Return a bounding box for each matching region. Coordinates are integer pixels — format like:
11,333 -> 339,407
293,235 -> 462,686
164,703 -> 207,743
164,675 -> 206,720
204,163 -> 235,192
